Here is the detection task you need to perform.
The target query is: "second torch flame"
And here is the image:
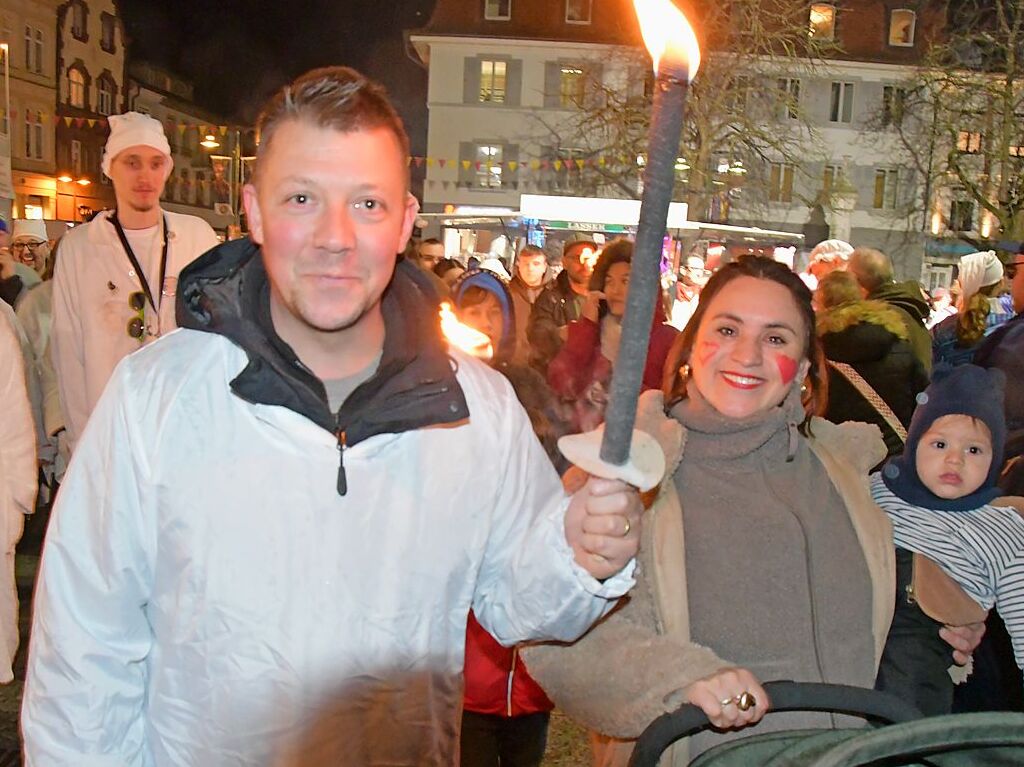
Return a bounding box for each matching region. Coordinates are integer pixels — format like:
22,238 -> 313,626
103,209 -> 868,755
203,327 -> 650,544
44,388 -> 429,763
634,0 -> 701,77
439,301 -> 494,360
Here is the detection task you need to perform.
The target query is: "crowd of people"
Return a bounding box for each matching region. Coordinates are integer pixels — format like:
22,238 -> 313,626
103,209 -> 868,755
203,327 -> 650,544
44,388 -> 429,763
0,65 -> 1022,766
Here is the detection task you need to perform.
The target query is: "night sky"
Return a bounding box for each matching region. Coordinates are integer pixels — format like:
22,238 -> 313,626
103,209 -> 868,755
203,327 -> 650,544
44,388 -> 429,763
116,0 -> 436,153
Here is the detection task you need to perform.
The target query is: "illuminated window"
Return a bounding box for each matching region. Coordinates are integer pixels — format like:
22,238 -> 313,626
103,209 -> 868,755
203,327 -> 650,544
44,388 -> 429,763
476,144 -> 503,188
809,4 -> 835,40
484,0 -> 511,21
873,168 -> 899,209
957,131 -> 982,153
68,68 -> 86,108
559,66 -> 585,107
769,162 -> 794,203
830,81 -> 854,123
566,0 -> 592,24
889,9 -> 916,47
479,60 -> 506,103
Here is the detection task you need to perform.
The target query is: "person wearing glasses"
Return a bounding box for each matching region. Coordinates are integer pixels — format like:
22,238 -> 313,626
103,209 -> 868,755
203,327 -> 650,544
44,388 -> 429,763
10,219 -> 50,276
50,112 -> 219,451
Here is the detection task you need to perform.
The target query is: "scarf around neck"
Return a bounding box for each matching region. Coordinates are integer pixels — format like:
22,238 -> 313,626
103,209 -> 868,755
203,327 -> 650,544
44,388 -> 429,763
670,380 -> 806,464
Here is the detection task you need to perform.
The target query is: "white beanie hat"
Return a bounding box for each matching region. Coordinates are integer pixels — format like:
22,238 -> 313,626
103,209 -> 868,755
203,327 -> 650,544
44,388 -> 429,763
957,250 -> 1003,308
809,239 -> 854,263
11,219 -> 48,242
101,112 -> 172,177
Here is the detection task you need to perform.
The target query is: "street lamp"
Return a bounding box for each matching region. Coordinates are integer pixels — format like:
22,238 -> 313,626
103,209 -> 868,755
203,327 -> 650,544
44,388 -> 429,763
0,43 -> 8,139
56,174 -> 91,221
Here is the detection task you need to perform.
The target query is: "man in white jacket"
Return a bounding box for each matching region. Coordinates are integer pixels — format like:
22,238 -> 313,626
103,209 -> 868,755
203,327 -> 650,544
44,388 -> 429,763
23,67 -> 643,765
50,112 -> 220,450
0,303 -> 33,684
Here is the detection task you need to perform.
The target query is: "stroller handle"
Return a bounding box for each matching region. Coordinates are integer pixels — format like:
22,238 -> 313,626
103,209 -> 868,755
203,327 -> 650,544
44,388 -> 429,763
627,680 -> 922,767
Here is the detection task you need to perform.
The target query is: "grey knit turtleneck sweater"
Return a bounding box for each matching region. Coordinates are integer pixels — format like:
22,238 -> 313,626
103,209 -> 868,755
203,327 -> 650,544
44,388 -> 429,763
671,383 -> 876,743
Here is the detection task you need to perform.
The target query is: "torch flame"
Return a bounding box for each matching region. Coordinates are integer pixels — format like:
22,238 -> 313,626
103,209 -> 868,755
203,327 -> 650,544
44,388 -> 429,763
633,0 -> 701,79
439,301 -> 494,360
578,246 -> 598,269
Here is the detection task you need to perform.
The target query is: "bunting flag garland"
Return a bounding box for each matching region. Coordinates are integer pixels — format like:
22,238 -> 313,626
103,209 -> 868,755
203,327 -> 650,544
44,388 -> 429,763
0,103 -> 644,182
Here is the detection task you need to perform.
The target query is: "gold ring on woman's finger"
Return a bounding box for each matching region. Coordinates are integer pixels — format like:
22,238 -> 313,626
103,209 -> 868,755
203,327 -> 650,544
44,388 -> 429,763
735,691 -> 756,711
622,518 -> 631,537
719,696 -> 733,707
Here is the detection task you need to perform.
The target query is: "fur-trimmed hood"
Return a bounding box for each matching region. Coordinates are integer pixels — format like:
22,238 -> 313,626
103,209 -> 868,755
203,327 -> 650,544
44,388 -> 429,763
817,300 -> 911,366
817,300 -> 909,340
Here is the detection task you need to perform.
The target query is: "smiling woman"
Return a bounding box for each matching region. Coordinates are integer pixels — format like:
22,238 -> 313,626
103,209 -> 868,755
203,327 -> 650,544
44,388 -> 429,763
525,255 -> 913,765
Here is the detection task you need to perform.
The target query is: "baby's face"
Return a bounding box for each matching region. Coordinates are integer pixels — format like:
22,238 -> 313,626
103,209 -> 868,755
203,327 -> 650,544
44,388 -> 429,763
915,414 -> 993,500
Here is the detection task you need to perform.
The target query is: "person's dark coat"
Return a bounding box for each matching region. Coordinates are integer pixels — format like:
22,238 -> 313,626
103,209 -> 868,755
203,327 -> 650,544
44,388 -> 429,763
526,270 -> 581,374
818,299 -> 929,459
868,281 -> 933,376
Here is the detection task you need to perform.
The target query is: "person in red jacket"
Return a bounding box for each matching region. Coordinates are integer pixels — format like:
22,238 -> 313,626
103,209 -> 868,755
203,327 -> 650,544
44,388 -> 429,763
452,268 -> 561,766
546,238 -> 678,433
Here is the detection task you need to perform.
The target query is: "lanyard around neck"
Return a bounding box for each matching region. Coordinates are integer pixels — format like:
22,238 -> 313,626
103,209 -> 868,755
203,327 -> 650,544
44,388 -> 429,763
110,212 -> 169,311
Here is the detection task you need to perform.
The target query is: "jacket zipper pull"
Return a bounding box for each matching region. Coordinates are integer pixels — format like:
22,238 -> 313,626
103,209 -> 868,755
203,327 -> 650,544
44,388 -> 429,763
336,429 -> 348,496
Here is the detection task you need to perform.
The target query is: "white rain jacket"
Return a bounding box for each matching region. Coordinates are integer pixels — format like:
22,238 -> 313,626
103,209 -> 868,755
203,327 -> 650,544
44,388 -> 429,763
50,209 -> 219,450
23,245 -> 633,766
0,303 -> 34,683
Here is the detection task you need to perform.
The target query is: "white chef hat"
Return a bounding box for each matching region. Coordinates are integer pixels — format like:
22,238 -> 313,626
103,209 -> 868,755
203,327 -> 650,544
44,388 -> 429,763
101,112 -> 173,177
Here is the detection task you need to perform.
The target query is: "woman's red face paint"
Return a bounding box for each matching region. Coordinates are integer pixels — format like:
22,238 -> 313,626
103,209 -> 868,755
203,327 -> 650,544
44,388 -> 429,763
696,341 -> 719,366
775,354 -> 799,385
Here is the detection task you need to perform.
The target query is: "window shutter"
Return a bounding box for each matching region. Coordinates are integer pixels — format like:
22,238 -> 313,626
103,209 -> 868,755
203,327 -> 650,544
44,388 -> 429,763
585,62 -> 604,109
505,143 -> 520,185
544,62 -> 561,108
464,57 -> 480,104
505,59 -> 522,107
459,141 -> 474,186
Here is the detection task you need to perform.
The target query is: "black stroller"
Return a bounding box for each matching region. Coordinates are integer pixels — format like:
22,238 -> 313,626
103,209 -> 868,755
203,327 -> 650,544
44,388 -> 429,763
627,681 -> 1024,766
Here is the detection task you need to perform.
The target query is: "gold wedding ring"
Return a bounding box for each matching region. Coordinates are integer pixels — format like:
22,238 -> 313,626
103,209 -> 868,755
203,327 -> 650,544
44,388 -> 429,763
622,518 -> 631,537
736,691 -> 756,711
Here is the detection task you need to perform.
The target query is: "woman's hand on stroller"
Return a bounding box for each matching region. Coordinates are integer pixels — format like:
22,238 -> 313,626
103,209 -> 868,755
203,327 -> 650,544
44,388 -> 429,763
682,667 -> 770,730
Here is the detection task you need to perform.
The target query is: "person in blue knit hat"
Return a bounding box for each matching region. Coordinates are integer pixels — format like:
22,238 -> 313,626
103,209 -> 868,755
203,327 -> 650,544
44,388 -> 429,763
871,364 -> 1023,715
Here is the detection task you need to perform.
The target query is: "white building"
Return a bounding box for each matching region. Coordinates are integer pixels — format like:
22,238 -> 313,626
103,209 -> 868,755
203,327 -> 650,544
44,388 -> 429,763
410,0 -> 948,278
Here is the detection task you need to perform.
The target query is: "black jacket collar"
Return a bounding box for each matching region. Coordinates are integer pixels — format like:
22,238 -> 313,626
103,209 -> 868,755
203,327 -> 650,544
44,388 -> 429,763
176,237 -> 469,447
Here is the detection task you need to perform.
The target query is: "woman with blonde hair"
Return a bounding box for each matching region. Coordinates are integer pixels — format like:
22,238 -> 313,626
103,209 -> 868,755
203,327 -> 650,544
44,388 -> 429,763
932,251 -> 1012,367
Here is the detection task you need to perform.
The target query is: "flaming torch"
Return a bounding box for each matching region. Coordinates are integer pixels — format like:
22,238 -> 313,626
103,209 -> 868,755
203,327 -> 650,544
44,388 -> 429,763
439,301 -> 494,360
559,0 -> 700,491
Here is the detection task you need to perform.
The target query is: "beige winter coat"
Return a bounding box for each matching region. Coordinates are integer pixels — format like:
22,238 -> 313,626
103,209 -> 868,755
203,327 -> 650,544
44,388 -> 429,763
524,390 -> 895,765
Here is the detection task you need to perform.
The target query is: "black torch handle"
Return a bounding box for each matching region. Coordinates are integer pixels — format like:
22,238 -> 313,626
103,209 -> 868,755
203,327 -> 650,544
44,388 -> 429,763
600,70 -> 689,466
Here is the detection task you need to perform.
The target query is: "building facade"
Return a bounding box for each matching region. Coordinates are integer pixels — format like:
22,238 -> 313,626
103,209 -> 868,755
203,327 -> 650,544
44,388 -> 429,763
126,61 -> 238,234
54,0 -> 125,221
0,0 -> 62,222
410,0 -> 950,278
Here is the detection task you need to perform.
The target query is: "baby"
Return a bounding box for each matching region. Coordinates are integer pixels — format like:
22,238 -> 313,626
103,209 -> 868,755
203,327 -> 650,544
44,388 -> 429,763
871,364 -> 1023,715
